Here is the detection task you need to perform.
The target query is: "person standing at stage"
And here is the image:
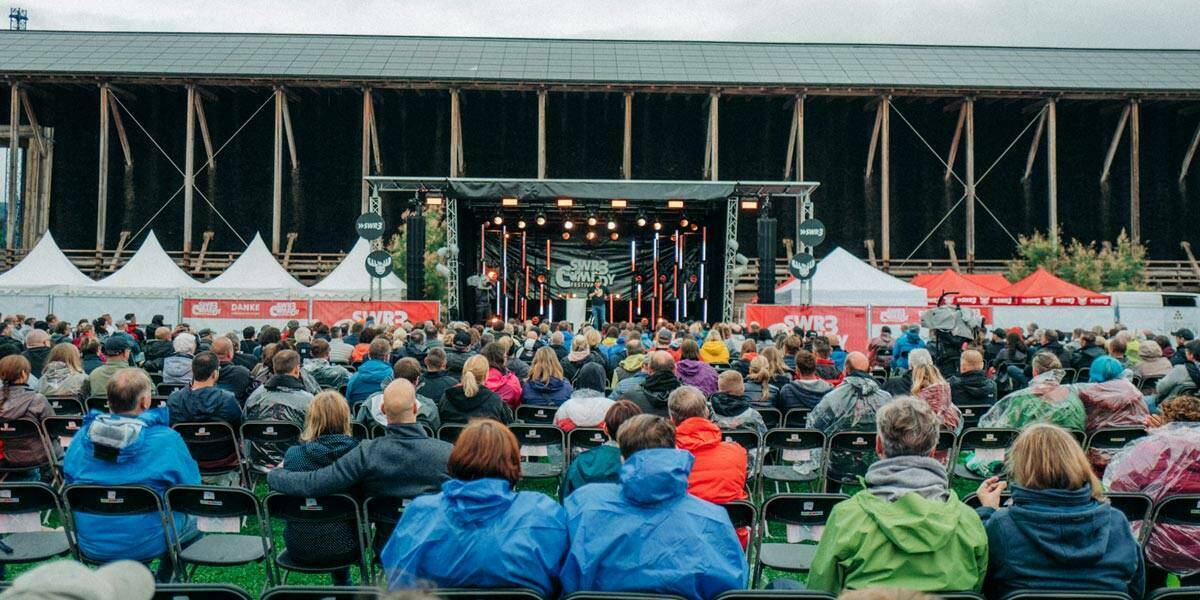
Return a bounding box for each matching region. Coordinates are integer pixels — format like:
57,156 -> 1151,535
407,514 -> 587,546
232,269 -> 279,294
589,279 -> 608,327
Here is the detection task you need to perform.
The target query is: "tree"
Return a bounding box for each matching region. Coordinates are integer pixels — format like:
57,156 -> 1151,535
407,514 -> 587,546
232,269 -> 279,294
1006,229 -> 1147,291
390,207 -> 448,300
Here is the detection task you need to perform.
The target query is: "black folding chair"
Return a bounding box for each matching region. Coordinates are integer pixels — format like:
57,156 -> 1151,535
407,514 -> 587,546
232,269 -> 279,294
239,421 -> 302,484
158,383 -> 187,397
0,482 -> 71,570
961,491 -> 1012,510
0,419 -> 54,481
509,424 -> 566,484
85,396 -> 109,413
720,429 -> 762,474
562,594 -> 684,600
755,408 -> 782,431
62,484 -> 179,577
716,593 -> 836,600
722,499 -> 758,563
153,583 -> 254,600
437,590 -> 544,599
41,415 -> 84,478
566,427 -> 609,464
757,428 -> 826,499
1085,427 -> 1148,452
263,493 -> 368,585
350,422 -> 370,442
515,405 -> 557,425
1075,368 -> 1090,383
44,395 -> 84,416
173,422 -> 245,487
933,594 -> 986,600
752,493 -> 847,587
951,428 -> 1019,483
1137,376 -> 1163,395
957,405 -> 990,430
362,495 -> 420,571
165,486 -> 275,587
1146,589 -> 1200,600
260,586 -> 381,600
934,430 -> 958,468
437,424 -> 467,444
783,408 -> 810,428
1107,492 -> 1154,544
1147,494 -> 1200,578
824,431 -> 878,492
1003,591 -> 1131,600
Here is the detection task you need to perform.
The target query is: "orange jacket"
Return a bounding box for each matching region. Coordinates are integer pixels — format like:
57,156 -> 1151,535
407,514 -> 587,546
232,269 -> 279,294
674,417 -> 747,504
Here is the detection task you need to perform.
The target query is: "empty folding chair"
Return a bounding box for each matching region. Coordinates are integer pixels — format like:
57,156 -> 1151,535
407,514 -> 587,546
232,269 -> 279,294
566,427 -> 609,465
515,405 -> 557,425
509,424 -> 566,484
1106,492 -> 1153,544
165,486 -> 274,587
0,482 -> 71,571
263,493 -> 368,585
754,408 -> 782,431
260,586 -> 382,600
951,428 -> 1019,483
62,484 -> 179,578
172,422 -> 245,488
152,583 -> 254,600
720,429 -> 762,476
438,424 -> 467,445
823,431 -> 878,493
239,421 -> 302,485
752,493 -> 848,587
783,408 -> 810,429
363,495 -> 417,570
44,395 -> 84,416
85,396 -> 108,413
757,428 -> 826,499
350,422 -> 370,442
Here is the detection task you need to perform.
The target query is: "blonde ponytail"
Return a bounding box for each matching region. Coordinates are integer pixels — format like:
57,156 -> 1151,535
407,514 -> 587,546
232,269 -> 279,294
462,355 -> 488,397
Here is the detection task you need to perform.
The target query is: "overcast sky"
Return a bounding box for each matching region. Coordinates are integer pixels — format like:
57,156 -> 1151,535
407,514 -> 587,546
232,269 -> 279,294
14,0 -> 1200,49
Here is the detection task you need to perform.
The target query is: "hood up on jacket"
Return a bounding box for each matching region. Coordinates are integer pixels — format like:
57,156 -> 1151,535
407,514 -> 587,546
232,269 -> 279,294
637,371 -> 682,408
709,392 -> 752,418
618,353 -> 647,373
619,448 -> 694,506
298,434 -> 359,468
82,408 -> 169,464
442,477 -> 517,525
1004,485 -> 1114,566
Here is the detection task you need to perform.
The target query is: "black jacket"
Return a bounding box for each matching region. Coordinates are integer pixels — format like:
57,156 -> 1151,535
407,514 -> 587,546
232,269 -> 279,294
549,343 -> 569,361
776,378 -> 835,412
267,423 -> 452,500
142,339 -> 173,370
882,371 -> 913,397
438,385 -> 513,425
416,370 -> 458,406
166,385 -> 243,426
618,371 -> 681,417
948,369 -> 998,406
1072,345 -> 1106,372
0,335 -> 21,357
22,346 -> 50,377
444,348 -> 475,378
561,351 -> 607,383
231,352 -> 258,371
216,361 -> 255,404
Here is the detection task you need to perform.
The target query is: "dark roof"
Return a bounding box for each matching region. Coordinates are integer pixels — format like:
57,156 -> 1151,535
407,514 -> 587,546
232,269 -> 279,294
2,30 -> 1200,92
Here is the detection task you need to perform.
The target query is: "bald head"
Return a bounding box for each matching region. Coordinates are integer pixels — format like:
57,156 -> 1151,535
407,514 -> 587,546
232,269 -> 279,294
845,351 -> 869,373
25,330 -> 49,349
382,378 -> 418,425
648,350 -> 675,374
211,336 -> 234,360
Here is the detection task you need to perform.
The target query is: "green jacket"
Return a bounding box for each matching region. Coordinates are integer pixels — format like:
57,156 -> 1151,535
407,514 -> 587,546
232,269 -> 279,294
559,443 -> 622,500
807,490 -> 988,593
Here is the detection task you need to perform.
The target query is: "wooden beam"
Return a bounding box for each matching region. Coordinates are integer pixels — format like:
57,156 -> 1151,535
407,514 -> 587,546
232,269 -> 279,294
1047,98 -> 1059,244
881,96 -> 891,265
183,85 -> 196,254
709,91 -> 719,181
280,93 -> 297,169
367,92 -> 382,174
537,89 -> 547,179
7,84 -> 18,250
1022,107 -> 1047,182
450,88 -> 463,177
965,98 -> 976,266
622,92 -> 632,179
107,94 -> 132,168
1100,102 -> 1130,184
272,88 -> 283,253
361,88 -> 372,212
783,96 -> 799,180
194,94 -> 215,167
865,104 -> 883,179
96,84 -> 109,251
1129,99 -> 1140,245
1179,119 -> 1200,183
17,89 -> 45,158
796,94 -> 805,182
944,102 -> 966,182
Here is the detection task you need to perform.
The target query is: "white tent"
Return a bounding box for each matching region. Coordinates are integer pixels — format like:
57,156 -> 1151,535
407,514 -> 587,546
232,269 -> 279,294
193,233 -> 308,298
54,232 -> 195,324
0,233 -> 93,318
307,238 -> 406,299
776,247 -> 926,307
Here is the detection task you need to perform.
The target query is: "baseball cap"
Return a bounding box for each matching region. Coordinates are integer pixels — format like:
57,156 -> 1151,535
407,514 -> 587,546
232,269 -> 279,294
453,330 -> 472,349
655,329 -> 672,344
1171,328 -> 1195,341
102,336 -> 129,355
0,559 -> 154,600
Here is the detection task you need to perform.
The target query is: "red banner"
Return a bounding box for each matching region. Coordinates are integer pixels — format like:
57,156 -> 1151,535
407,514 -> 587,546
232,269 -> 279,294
744,305 -> 869,352
311,300 -> 441,328
939,295 -> 1110,307
183,298 -> 308,320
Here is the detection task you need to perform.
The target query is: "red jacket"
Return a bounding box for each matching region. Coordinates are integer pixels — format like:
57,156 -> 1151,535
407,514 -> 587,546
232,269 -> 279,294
674,417 -> 747,504
485,367 -> 523,409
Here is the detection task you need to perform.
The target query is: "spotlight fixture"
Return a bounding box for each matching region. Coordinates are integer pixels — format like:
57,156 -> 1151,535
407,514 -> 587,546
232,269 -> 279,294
586,230 -> 597,241
636,213 -> 647,227
517,219 -> 527,229
739,198 -> 759,211
501,197 -> 519,207
492,215 -> 504,225
690,223 -> 699,232
611,199 -> 628,209
679,215 -> 689,227
562,231 -> 571,240
535,212 -> 547,226
424,193 -> 444,207
606,218 -> 617,231
667,199 -> 685,209
653,219 -> 663,231
586,211 -> 598,227
557,198 -> 574,208
610,231 -> 620,241
563,219 -> 575,230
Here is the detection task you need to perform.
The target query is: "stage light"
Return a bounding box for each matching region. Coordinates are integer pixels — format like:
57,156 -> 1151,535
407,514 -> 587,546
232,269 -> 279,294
586,211 -> 598,227
563,219 -> 574,230
557,198 -> 574,207
517,219 -> 527,229
680,215 -> 689,227
606,219 -> 617,231
739,198 -> 759,211
653,219 -> 663,231
492,215 -> 504,225
501,197 -> 519,207
535,212 -> 547,226
610,231 -> 620,241
690,223 -> 699,231
561,231 -> 571,240
486,269 -> 498,281
611,199 -> 628,209
636,213 -> 647,227
586,230 -> 597,241
667,199 -> 685,209
424,193 -> 444,207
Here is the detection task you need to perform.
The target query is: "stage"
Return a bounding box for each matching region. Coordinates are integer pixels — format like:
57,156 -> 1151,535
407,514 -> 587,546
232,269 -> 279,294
365,177 -> 818,324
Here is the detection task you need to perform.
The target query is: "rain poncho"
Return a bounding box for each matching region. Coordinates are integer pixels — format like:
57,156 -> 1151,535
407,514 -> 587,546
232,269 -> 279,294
1075,378 -> 1149,473
968,370 -> 1085,475
1104,422 -> 1200,576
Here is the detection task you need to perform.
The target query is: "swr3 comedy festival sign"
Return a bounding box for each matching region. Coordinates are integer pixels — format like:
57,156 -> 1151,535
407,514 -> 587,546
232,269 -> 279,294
744,305 -> 868,351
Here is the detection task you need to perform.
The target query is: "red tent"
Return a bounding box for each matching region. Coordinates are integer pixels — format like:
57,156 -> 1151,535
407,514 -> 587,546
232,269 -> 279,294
914,269 -> 1002,304
997,267 -> 1111,306
962,273 -> 1010,291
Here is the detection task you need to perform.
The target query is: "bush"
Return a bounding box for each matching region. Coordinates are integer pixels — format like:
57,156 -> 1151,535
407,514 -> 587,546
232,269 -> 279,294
1006,229 -> 1147,291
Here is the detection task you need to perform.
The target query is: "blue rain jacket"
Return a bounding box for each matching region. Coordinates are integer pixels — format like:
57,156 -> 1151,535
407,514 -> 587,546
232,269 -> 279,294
345,359 -> 392,404
891,330 -> 926,370
63,407 -> 201,561
561,448 -> 747,600
381,477 -> 569,598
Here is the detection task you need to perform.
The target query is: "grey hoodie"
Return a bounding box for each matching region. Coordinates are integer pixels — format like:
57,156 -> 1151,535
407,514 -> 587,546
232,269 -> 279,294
865,455 -> 950,502
37,361 -> 90,397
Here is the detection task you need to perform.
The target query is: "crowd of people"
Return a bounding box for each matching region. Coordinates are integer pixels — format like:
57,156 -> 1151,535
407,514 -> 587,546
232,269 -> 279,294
0,310 -> 1196,599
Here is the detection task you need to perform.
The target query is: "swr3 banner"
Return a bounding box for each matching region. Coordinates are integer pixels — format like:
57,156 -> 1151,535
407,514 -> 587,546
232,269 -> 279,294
311,300 -> 441,327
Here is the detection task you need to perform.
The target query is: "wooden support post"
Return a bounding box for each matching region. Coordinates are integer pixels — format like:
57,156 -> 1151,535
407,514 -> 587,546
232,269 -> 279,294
108,94 -> 132,167
945,103 -> 966,182
537,89 -> 547,179
361,88 -> 372,213
450,89 -> 463,177
272,88 -> 284,253
865,104 -> 882,179
194,94 -> 215,168
280,94 -> 297,169
368,93 -> 381,175
96,85 -> 109,251
1130,99 -> 1140,245
1100,103 -> 1130,184
17,90 -> 44,158
708,92 -> 720,181
1023,108 -> 1047,182
191,231 -> 214,275
881,96 -> 891,265
965,98 -> 976,267
7,84 -> 18,250
1047,98 -> 1058,244
622,92 -> 632,179
183,85 -> 196,254
1180,120 -> 1200,183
